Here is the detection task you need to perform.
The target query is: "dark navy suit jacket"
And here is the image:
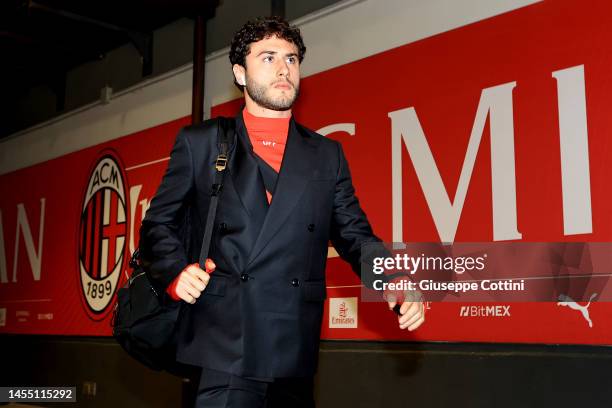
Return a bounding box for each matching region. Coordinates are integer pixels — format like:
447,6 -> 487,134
140,112 -> 382,378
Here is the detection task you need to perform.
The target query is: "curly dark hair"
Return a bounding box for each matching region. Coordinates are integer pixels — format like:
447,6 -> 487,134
229,16 -> 306,75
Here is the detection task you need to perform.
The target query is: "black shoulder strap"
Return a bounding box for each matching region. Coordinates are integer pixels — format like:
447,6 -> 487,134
198,117 -> 235,267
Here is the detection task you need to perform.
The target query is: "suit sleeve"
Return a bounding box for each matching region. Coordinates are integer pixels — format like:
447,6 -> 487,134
139,129 -> 194,293
329,142 -> 393,289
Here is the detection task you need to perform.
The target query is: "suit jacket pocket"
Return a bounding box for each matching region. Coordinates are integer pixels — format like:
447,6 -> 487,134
203,275 -> 227,297
303,280 -> 327,302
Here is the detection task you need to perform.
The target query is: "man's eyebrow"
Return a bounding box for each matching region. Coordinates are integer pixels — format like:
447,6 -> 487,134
255,51 -> 299,58
256,50 -> 277,57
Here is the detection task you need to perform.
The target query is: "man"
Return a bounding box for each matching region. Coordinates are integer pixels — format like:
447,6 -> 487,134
140,16 -> 425,407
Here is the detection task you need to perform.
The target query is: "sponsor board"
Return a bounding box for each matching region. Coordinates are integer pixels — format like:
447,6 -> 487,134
1,0 -> 612,343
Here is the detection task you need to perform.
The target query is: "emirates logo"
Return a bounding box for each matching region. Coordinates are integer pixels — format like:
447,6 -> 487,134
329,297 -> 357,328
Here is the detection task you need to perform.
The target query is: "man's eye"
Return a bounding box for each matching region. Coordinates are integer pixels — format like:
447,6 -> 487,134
263,56 -> 273,63
287,57 -> 296,64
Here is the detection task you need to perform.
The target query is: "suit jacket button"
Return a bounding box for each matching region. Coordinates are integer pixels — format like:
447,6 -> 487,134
241,273 -> 249,282
291,278 -> 300,287
307,224 -> 315,232
219,222 -> 228,232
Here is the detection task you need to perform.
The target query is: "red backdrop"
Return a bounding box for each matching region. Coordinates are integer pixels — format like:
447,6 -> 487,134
1,0 -> 611,343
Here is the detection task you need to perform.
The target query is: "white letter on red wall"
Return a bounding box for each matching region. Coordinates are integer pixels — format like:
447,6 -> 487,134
552,65 -> 593,235
389,82 -> 521,243
12,198 -> 46,282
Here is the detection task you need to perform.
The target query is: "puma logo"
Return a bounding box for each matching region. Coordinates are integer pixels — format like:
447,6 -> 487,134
557,293 -> 597,328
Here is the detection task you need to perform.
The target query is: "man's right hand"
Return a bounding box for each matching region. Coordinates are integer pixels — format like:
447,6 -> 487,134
170,260 -> 215,304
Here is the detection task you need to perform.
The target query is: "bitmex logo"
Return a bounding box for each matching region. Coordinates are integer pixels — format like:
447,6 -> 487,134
329,297 -> 358,328
459,305 -> 511,317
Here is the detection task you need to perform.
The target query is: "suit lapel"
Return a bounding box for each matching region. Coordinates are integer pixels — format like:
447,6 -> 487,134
247,119 -> 320,265
227,112 -> 268,228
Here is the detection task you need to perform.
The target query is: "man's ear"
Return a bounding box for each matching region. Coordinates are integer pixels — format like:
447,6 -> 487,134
232,64 -> 246,86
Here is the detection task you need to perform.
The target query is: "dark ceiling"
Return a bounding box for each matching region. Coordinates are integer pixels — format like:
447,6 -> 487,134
0,0 -> 219,136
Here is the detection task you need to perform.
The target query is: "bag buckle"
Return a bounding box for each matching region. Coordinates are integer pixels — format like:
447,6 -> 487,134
215,154 -> 228,171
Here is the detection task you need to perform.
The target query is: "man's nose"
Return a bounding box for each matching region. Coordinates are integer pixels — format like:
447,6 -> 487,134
277,60 -> 289,77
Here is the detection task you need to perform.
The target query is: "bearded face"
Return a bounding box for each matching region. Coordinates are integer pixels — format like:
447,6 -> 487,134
234,35 -> 301,113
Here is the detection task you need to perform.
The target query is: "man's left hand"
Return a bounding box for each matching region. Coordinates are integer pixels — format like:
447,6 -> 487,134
385,286 -> 425,331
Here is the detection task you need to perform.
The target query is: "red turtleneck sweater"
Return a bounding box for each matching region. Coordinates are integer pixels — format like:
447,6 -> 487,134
242,108 -> 290,203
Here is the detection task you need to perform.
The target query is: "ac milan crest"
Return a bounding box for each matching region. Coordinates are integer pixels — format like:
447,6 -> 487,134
78,152 -> 128,319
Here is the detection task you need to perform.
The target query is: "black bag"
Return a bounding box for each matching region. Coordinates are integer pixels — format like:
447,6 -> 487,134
112,250 -> 189,374
112,118 -> 235,375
